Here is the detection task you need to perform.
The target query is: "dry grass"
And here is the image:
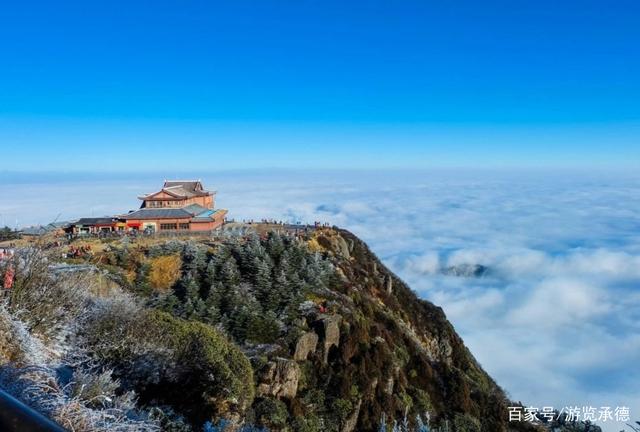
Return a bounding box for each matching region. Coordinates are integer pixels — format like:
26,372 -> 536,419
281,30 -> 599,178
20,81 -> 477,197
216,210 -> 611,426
148,254 -> 182,291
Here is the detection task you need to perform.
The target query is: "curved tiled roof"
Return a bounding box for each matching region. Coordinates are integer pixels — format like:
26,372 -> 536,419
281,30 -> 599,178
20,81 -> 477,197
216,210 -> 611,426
139,180 -> 213,200
122,208 -> 192,220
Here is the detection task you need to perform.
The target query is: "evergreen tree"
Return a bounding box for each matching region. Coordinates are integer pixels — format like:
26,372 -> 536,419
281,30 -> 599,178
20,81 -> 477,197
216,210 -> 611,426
182,242 -> 206,278
269,266 -> 291,312
252,255 -> 274,307
239,234 -> 266,274
159,292 -> 181,315
266,232 -> 285,262
182,275 -> 206,320
203,282 -> 223,325
246,310 -> 281,344
147,233 -> 337,344
203,259 -> 217,296
225,304 -> 252,342
0,226 -> 18,241
219,256 -> 241,287
134,262 -> 152,296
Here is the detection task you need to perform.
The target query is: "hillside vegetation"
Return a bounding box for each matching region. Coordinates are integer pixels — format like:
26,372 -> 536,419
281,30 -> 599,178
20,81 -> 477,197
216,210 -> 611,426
0,228 -> 601,432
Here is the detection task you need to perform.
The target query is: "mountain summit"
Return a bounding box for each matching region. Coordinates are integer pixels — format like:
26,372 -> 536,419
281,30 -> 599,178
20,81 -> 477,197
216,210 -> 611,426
0,226 -> 596,431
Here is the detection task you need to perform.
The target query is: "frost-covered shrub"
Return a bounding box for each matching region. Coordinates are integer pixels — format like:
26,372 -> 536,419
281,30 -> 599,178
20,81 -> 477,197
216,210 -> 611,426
1,289 -> 161,432
69,369 -> 137,410
78,297 -> 255,423
0,364 -> 161,431
147,240 -> 190,258
5,248 -> 90,340
0,305 -> 48,365
379,413 -> 431,432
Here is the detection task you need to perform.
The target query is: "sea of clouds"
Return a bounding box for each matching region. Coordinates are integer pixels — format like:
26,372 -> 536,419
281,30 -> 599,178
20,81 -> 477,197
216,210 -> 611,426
2,168 -> 639,430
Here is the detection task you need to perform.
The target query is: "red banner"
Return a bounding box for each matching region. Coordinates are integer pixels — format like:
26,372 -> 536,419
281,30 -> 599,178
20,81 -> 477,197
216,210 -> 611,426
3,266 -> 14,289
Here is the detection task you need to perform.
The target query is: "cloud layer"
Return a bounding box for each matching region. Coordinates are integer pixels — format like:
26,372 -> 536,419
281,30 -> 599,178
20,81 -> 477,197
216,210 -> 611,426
3,169 -> 640,430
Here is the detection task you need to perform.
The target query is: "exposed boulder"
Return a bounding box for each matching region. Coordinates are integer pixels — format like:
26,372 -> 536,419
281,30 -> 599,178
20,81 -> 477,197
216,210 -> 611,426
383,376 -> 394,395
441,263 -> 489,278
336,236 -> 351,259
293,331 -> 318,361
424,337 -> 454,365
315,314 -> 342,364
341,398 -> 362,432
384,274 -> 393,294
315,232 -> 351,259
257,358 -> 300,399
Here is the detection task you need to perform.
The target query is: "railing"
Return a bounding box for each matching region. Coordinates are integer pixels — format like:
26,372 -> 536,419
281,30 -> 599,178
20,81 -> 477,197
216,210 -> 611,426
0,388 -> 66,432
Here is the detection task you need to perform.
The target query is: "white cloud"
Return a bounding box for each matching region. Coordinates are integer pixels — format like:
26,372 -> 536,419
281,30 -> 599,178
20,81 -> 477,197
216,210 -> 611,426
405,252 -> 440,275
3,169 -> 640,431
506,278 -> 612,328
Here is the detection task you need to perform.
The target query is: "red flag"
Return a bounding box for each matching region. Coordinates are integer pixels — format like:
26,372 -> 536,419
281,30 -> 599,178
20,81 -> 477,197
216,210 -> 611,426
3,265 -> 14,289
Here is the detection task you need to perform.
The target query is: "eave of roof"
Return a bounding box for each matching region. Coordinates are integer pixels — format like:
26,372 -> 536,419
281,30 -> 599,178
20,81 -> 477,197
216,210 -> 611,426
183,203 -> 209,215
122,208 -> 193,220
191,209 -> 227,221
75,218 -> 117,225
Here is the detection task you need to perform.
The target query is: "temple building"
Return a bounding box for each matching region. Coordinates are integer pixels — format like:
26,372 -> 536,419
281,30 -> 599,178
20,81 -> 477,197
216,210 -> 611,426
66,180 -> 227,234
138,180 -> 215,209
121,180 -> 227,232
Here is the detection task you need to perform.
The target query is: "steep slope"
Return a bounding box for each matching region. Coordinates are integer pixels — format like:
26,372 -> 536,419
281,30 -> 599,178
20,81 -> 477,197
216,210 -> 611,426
294,228 -> 517,431
0,227 -> 599,432
100,227 -> 537,431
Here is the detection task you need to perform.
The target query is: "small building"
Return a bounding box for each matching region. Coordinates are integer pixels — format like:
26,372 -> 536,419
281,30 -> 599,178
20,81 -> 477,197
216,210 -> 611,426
21,221 -> 70,237
70,218 -> 121,235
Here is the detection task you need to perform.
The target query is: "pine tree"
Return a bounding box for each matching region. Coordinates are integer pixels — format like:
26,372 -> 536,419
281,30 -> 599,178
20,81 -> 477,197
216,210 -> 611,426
182,242 -> 206,278
203,282 -> 223,325
182,275 -> 205,320
225,304 -> 251,342
219,256 -> 241,287
239,234 -> 266,274
266,232 -> 285,262
246,310 -> 281,344
160,293 -> 181,315
134,262 -> 152,296
203,259 -> 217,296
269,266 -> 291,312
252,255 -> 274,307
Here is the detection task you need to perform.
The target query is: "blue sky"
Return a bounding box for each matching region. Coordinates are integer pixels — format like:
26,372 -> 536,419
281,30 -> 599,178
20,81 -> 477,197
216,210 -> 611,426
0,0 -> 639,170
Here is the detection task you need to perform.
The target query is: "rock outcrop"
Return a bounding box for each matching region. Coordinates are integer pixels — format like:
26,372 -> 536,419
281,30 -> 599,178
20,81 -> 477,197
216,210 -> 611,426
256,358 -> 300,399
316,231 -> 351,259
293,331 -> 318,361
315,314 -> 341,364
441,263 -> 489,277
342,398 -> 362,432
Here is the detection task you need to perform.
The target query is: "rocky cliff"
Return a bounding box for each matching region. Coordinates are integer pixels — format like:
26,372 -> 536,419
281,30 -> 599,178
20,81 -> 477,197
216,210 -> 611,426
0,227 -> 598,432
